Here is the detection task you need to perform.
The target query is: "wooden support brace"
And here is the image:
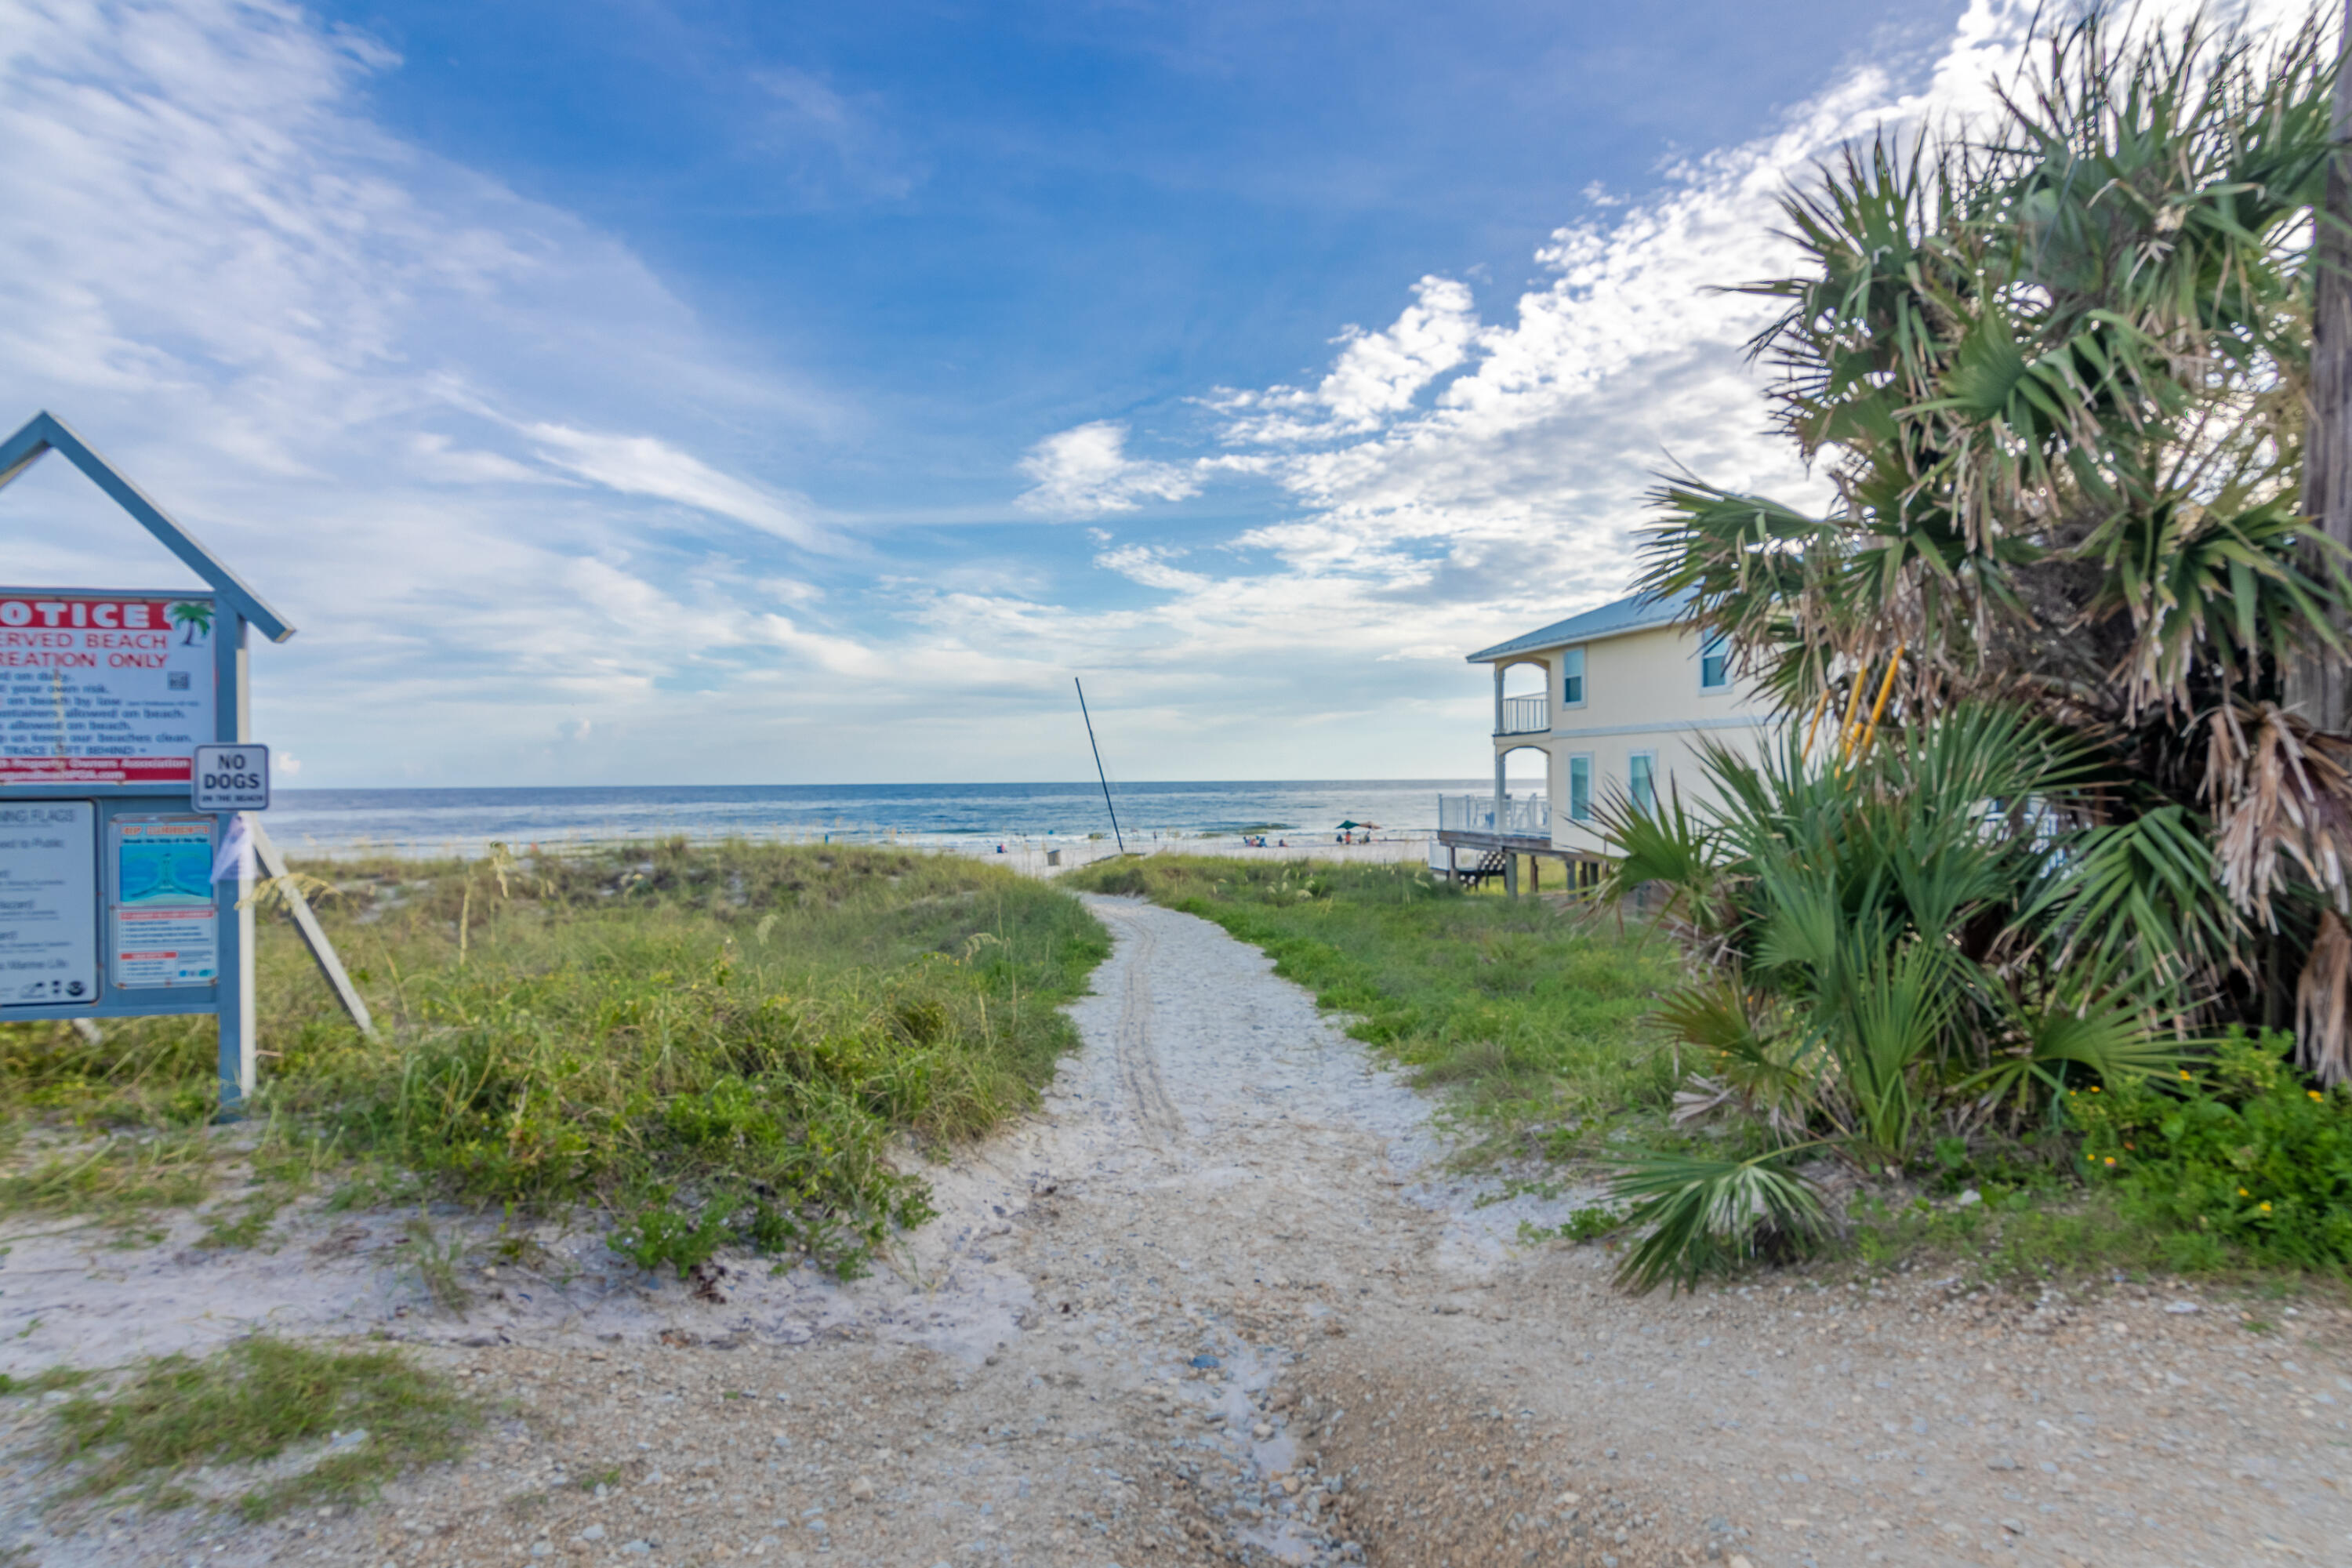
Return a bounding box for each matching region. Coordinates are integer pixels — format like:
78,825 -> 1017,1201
249,818 -> 377,1040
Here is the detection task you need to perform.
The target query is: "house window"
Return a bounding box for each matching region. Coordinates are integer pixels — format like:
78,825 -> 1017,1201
1568,753 -> 1593,822
1561,646 -> 1585,706
1700,633 -> 1730,690
1629,751 -> 1657,813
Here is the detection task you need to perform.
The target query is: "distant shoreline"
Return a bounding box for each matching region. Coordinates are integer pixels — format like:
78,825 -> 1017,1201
258,779 -> 1534,860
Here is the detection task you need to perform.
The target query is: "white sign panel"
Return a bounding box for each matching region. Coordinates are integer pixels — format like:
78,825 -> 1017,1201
191,744 -> 269,812
108,815 -> 218,989
1,590 -> 216,786
0,800 -> 97,1007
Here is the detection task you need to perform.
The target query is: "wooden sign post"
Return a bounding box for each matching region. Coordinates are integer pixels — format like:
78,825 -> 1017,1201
0,412 -> 296,1112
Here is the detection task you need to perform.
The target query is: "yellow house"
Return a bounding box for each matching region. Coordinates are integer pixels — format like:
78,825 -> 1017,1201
1436,590 -> 1776,888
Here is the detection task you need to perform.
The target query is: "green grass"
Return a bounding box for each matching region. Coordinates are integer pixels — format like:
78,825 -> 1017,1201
0,1366 -> 92,1397
48,1337 -> 477,1519
0,840 -> 1109,1273
0,1131 -> 213,1245
1065,855 -> 1677,1153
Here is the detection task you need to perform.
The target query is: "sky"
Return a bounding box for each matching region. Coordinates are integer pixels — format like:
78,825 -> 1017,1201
0,0 -> 2302,786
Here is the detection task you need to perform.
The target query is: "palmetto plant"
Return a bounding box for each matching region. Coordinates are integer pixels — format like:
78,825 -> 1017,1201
1590,10 -> 2352,1287
1639,9 -> 2352,1084
1593,709 -> 2192,1290
1604,707 -> 2183,1133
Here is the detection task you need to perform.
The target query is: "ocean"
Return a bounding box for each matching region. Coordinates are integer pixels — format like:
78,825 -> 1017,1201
261,780 -> 1504,858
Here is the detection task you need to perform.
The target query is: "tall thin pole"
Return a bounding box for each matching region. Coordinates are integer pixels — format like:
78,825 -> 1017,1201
1075,677 -> 1125,854
2291,0 -> 2352,735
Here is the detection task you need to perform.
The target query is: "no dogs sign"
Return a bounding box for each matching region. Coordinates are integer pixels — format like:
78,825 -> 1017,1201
191,744 -> 269,812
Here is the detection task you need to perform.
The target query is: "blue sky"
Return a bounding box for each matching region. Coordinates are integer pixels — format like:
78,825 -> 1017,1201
0,0 -> 2257,786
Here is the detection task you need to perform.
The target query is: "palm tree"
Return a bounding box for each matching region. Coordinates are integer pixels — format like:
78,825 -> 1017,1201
169,600 -> 212,647
1636,9 -> 2352,1080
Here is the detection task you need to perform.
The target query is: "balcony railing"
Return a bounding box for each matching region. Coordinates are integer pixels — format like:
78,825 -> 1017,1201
1438,793 -> 1549,838
1497,694 -> 1549,735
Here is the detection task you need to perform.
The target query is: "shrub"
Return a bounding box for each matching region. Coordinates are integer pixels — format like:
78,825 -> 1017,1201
2073,1029 -> 2352,1272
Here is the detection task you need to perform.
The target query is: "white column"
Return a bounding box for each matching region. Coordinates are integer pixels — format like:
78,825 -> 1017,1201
1492,662 -> 1504,735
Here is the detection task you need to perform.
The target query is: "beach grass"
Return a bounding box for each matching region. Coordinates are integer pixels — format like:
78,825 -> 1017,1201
0,840 -> 1109,1273
1064,855 -> 1678,1155
44,1336 -> 477,1520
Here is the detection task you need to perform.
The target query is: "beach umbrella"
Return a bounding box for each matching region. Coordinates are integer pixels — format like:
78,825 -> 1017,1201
1336,820 -> 1363,829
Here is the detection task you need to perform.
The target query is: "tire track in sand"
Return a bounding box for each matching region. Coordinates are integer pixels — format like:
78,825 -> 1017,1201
1101,901 -> 1187,1144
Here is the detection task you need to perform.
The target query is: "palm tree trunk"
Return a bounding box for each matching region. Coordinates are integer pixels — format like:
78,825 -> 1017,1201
2291,1 -> 2352,735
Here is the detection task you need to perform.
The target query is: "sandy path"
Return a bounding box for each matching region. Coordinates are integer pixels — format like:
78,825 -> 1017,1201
6,895 -> 2352,1568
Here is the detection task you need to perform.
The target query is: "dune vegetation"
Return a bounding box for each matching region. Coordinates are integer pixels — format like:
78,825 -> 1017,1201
0,840 -> 1107,1275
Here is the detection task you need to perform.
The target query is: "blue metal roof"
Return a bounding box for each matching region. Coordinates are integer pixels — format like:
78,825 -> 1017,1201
1465,588 -> 1693,662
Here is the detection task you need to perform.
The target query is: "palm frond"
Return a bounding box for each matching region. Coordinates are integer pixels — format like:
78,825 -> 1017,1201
1609,1147 -> 1829,1296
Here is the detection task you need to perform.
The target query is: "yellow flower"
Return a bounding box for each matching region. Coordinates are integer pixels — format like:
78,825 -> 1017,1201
2260,1202 -> 2273,1213
2180,1069 -> 2193,1080
2089,1086 -> 2101,1093
2310,1090 -> 2325,1102
2102,1156 -> 2116,1167
2238,1187 -> 2250,1196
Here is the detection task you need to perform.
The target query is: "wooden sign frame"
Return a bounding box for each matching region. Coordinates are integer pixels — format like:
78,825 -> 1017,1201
0,412 -> 296,1110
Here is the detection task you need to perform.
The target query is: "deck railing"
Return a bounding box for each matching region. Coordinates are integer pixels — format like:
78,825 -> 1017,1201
1437,793 -> 1549,838
1497,694 -> 1549,735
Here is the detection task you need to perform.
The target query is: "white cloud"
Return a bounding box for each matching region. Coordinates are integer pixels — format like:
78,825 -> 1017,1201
1094,543 -> 1208,592
524,423 -> 829,549
0,0 -> 891,782
1001,0 -> 2308,724
1211,276 -> 1486,441
1014,421 -> 1203,517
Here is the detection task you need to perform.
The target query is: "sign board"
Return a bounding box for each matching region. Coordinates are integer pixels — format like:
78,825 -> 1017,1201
191,744 -> 269,812
1,590 -> 216,786
108,815 -> 220,989
0,411 -> 307,1110
0,800 -> 96,1008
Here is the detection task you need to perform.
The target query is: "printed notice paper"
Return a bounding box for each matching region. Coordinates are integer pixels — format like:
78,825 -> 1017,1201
109,815 -> 217,989
0,801 -> 96,1007
1,590 -> 216,786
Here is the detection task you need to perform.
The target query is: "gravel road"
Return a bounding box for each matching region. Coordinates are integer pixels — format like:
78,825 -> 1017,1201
5,894 -> 2351,1568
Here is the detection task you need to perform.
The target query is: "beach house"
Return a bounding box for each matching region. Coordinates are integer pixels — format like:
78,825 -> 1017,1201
1436,589 -> 1777,891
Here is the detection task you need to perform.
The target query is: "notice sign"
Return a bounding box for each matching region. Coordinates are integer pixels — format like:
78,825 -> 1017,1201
1,590 -> 216,786
109,815 -> 217,989
0,801 -> 96,1007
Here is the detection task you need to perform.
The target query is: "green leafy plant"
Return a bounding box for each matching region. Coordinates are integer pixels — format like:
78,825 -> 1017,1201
1607,1147 -> 1828,1295
609,1198 -> 731,1278
1518,1204 -> 1622,1244
1638,7 -> 2352,1086
2074,1029 -> 2352,1271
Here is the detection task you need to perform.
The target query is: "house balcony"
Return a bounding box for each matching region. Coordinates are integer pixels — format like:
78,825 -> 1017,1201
1436,792 -> 1549,841
1497,694 -> 1549,735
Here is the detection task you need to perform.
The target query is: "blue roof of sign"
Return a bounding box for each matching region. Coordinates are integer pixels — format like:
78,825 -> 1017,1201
0,411 -> 294,643
1465,588 -> 1693,662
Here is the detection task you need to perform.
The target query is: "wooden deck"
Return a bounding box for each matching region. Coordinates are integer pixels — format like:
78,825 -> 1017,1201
1431,829 -> 1604,895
